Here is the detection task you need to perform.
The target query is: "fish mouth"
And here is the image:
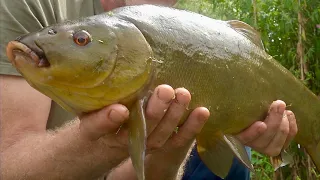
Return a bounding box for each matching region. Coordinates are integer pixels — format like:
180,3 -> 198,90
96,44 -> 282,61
6,40 -> 50,68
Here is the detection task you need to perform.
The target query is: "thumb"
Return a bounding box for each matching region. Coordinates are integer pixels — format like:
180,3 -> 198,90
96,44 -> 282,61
79,104 -> 129,141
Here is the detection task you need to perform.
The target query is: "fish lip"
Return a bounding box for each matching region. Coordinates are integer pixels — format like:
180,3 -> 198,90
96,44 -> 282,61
6,40 -> 50,68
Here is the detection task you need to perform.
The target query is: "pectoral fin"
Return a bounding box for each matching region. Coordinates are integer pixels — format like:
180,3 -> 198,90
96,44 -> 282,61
224,135 -> 254,171
196,132 -> 252,178
128,98 -> 148,180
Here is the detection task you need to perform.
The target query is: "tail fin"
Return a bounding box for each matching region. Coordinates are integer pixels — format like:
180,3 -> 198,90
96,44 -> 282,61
306,143 -> 320,172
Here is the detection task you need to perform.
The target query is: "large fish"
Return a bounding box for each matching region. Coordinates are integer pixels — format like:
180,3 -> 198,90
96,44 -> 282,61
6,5 -> 320,180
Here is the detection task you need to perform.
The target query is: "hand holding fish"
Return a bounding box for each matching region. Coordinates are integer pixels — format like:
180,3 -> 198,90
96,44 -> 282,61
237,100 -> 298,156
106,85 -> 210,179
0,83 -> 206,180
106,86 -> 298,180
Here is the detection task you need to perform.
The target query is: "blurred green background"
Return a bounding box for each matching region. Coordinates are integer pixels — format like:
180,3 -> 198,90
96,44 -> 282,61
175,0 -> 320,179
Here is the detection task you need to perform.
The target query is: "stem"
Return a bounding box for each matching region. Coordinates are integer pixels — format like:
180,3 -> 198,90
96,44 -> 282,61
297,0 -> 308,81
252,0 -> 258,29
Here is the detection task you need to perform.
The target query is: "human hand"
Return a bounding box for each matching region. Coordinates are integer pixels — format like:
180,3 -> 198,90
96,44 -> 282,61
81,84 -> 208,152
106,85 -> 210,180
143,85 -> 209,179
144,85 -> 209,152
0,97 -> 132,180
236,100 -> 298,156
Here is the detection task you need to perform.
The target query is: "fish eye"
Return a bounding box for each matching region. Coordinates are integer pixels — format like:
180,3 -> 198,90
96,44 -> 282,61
73,30 -> 91,46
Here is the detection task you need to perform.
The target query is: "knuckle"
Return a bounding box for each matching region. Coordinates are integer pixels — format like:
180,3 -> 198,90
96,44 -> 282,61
265,116 -> 282,129
238,137 -> 254,146
235,135 -> 247,144
147,140 -> 164,150
146,109 -> 161,120
172,134 -> 190,148
280,125 -> 290,135
289,127 -> 298,137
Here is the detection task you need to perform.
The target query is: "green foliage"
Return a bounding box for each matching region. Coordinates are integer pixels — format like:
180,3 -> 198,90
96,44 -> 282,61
176,0 -> 320,179
251,151 -> 273,180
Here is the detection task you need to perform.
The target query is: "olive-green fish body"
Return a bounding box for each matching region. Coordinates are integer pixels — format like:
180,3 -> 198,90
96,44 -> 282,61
6,5 -> 320,180
112,6 -> 320,178
113,5 -> 320,144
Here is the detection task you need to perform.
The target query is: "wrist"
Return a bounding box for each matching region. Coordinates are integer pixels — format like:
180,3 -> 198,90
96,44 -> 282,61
42,122 -> 130,179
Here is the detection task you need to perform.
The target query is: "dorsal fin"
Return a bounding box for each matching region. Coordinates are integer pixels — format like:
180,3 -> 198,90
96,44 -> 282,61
227,20 -> 265,50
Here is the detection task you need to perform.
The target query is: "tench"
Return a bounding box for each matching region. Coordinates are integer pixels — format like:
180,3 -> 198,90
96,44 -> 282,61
6,5 -> 320,180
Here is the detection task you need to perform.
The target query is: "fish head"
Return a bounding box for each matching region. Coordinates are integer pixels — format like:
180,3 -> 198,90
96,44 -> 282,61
6,15 -> 154,114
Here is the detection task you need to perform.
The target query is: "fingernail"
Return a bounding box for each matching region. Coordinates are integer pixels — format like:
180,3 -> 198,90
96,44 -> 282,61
197,107 -> 210,123
286,110 -> 293,116
286,111 -> 294,120
268,101 -> 277,113
174,89 -> 191,107
275,100 -> 286,113
277,106 -> 285,114
156,87 -> 175,104
108,108 -> 128,123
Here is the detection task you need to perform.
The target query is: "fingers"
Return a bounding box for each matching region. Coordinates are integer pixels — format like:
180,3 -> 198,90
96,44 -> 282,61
238,100 -> 298,157
145,85 -> 209,153
236,121 -> 267,144
145,85 -> 175,135
245,100 -> 286,150
262,100 -> 287,140
147,88 -> 191,149
168,107 -> 210,149
79,104 -> 129,141
284,110 -> 298,148
142,108 -> 209,179
262,112 -> 290,156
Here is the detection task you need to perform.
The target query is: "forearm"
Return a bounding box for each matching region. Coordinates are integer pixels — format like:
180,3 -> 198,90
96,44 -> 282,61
0,119 -> 128,180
